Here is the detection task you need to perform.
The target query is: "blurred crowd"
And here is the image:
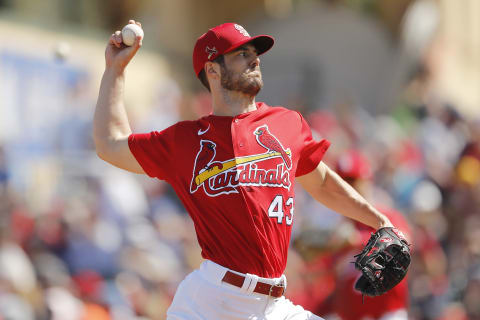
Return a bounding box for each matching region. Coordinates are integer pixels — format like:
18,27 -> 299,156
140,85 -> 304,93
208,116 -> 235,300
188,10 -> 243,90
1,36 -> 480,320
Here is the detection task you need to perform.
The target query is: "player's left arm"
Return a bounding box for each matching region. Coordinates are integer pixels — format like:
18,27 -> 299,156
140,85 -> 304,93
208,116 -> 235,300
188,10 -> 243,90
296,161 -> 393,230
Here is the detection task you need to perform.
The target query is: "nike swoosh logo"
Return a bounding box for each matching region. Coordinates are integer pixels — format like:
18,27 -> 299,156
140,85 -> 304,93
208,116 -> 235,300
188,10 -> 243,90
198,124 -> 210,135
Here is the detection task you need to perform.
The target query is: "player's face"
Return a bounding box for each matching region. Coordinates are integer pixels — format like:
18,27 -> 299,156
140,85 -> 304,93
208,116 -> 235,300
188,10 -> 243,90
220,44 -> 263,96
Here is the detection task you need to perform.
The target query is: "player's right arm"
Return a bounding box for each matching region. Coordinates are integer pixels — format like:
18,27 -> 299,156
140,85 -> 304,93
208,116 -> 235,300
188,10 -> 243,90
93,20 -> 145,174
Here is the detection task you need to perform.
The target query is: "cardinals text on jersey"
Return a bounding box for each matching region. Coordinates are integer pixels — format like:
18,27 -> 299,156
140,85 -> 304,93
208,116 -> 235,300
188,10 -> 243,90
190,125 -> 292,197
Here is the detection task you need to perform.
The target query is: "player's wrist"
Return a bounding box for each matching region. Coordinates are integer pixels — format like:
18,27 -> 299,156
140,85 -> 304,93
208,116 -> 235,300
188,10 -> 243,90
104,66 -> 126,78
377,218 -> 394,230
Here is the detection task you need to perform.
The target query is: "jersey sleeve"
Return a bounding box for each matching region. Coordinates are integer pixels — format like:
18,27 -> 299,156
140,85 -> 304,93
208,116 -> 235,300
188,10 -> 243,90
128,124 -> 177,181
295,112 -> 331,177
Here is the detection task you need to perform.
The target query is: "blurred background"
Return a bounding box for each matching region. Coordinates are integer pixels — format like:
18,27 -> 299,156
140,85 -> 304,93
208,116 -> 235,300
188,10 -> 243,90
0,0 -> 479,319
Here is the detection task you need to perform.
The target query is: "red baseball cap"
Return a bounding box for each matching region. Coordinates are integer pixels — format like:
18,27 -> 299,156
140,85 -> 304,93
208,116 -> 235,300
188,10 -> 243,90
193,23 -> 275,77
335,150 -> 372,180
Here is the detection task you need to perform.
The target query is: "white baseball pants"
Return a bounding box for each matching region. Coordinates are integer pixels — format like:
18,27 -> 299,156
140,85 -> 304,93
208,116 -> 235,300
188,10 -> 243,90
166,259 -> 323,320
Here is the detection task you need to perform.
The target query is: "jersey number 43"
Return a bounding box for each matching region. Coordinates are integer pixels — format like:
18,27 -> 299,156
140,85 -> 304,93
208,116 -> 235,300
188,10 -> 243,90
268,195 -> 294,225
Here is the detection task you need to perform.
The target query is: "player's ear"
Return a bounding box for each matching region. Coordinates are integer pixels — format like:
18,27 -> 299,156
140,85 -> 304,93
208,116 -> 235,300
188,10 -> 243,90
205,61 -> 220,79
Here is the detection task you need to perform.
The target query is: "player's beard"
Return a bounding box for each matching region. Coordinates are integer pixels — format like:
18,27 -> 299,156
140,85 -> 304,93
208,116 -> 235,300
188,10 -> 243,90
220,65 -> 263,97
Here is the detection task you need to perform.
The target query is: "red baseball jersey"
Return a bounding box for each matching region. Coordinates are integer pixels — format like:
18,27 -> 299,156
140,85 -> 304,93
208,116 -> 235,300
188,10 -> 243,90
128,102 -> 330,277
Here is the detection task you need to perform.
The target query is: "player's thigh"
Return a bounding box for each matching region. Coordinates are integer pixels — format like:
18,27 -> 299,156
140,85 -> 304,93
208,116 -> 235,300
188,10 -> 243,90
266,296 -> 324,320
166,272 -> 203,320
167,269 -> 266,320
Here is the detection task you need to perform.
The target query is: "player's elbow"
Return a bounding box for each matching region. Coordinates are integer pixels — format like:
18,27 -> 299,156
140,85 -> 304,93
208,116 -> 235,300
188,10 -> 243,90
94,141 -> 123,169
92,135 -> 142,174
94,140 -> 110,162
93,135 -> 115,163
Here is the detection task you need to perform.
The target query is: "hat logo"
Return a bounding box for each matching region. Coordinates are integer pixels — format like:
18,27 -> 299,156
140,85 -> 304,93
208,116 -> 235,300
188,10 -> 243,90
205,46 -> 218,59
234,24 -> 250,37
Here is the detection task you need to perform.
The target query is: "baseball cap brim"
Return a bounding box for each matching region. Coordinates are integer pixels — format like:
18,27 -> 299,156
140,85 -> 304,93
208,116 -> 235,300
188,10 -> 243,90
224,35 -> 275,57
193,24 -> 276,77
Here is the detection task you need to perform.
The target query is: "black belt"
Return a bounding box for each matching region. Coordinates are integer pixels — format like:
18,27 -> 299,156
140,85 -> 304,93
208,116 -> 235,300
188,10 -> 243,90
222,271 -> 285,297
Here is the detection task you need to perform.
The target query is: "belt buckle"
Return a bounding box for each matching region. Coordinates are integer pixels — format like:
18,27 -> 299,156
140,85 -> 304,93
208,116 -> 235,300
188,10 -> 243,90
268,283 -> 285,297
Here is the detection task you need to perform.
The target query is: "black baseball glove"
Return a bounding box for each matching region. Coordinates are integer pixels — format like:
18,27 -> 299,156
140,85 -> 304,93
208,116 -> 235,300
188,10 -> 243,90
354,227 -> 411,297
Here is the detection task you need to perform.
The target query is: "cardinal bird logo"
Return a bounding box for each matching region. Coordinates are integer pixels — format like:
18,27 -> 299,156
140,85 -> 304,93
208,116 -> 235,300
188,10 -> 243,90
254,125 -> 292,169
190,140 -> 224,193
205,46 -> 218,60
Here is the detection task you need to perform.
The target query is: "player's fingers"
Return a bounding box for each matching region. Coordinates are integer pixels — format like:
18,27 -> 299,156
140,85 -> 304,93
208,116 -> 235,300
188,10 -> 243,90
130,36 -> 142,54
128,19 -> 141,28
109,33 -> 120,48
135,35 -> 143,47
113,30 -> 123,47
123,35 -> 142,61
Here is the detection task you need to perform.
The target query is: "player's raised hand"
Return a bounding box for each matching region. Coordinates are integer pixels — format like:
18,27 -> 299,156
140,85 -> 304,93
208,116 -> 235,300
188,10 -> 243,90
105,20 -> 143,71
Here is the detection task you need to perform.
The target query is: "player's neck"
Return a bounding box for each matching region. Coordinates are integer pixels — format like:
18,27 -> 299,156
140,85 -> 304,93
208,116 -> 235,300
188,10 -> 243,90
211,89 -> 257,116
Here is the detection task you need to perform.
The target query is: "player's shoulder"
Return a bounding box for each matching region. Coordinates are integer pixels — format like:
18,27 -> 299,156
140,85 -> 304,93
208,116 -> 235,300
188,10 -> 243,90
258,102 -> 303,120
259,101 -> 292,113
174,117 -> 218,138
150,120 -> 201,140
164,119 -> 206,132
173,119 -> 199,129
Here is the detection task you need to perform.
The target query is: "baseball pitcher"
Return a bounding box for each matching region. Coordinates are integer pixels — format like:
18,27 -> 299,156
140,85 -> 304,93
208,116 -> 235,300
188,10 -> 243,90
93,20 -> 409,320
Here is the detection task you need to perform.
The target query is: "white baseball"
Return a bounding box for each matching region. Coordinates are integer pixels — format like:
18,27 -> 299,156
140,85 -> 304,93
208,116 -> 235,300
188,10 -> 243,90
121,24 -> 144,46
